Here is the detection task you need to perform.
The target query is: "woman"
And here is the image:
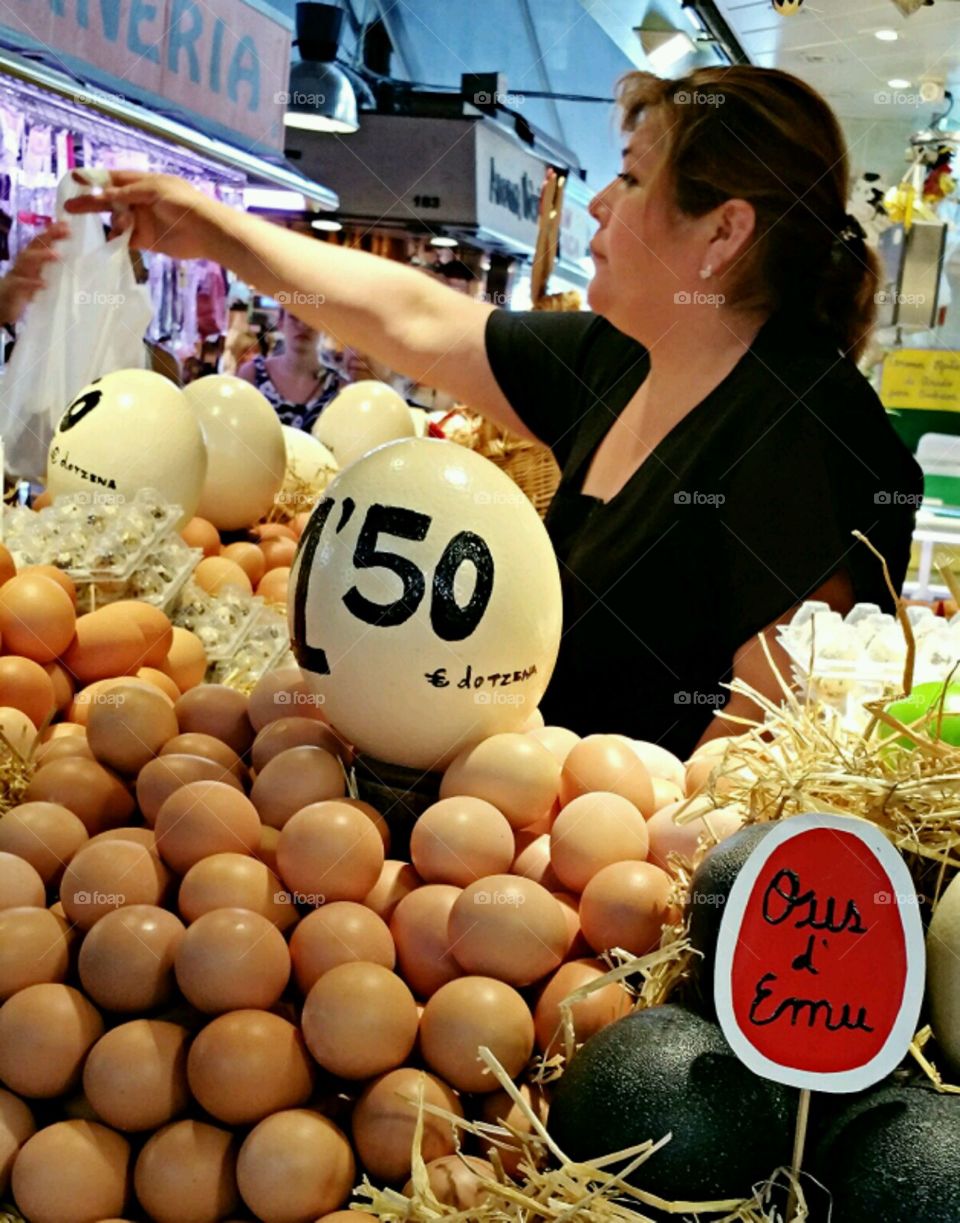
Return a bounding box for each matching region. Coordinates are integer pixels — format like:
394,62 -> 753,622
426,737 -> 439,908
68,66 -> 922,758
238,308 -> 343,432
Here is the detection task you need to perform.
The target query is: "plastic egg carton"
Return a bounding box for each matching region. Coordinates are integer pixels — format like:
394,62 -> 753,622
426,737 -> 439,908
82,537 -> 201,614
208,607 -> 291,690
778,601 -> 960,723
171,581 -> 266,663
3,489 -> 180,581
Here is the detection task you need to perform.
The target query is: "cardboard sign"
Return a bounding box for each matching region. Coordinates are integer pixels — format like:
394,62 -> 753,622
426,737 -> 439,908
714,814 -> 925,1093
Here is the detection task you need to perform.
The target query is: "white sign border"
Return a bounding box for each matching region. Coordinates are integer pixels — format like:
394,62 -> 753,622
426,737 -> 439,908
713,813 -> 926,1094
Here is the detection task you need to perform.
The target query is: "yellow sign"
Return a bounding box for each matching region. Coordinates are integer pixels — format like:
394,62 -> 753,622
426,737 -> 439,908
881,349 -> 960,412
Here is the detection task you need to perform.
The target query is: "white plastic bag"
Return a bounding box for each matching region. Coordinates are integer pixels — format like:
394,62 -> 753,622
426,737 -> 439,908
0,171 -> 153,481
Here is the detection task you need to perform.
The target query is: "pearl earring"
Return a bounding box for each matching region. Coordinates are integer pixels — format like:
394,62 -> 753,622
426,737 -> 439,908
699,266 -> 713,280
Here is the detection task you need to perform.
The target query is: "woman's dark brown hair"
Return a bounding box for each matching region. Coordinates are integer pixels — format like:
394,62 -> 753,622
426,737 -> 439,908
618,66 -> 879,360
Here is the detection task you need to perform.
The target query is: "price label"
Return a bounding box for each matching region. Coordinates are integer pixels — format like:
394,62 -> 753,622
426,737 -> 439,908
714,814 -> 924,1093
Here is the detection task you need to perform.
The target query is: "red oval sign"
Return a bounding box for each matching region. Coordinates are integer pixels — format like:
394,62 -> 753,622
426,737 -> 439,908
714,815 -> 925,1092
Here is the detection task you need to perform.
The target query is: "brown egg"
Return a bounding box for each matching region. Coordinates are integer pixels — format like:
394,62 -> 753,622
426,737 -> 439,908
12,1120 -> 128,1223
160,732 -> 246,780
291,903 -> 394,995
652,776 -> 685,811
528,724 -> 581,764
83,1020 -> 190,1131
136,753 -> 242,827
449,876 -> 567,986
351,1068 -> 463,1183
251,715 -> 348,771
154,780 -> 261,874
259,535 -> 297,571
420,976 -> 534,1093
318,1214 -> 377,1223
511,831 -> 561,890
411,797 -> 514,886
220,541 -> 267,587
134,1120 -> 240,1223
256,566 -> 290,604
0,852 -> 45,908
560,735 -> 655,816
0,544 -> 15,585
0,908 -> 71,999
60,840 -> 169,930
390,884 -> 463,999
403,1155 -> 495,1209
32,733 -> 93,772
256,823 -> 281,875
66,679 -> 138,727
0,1088 -> 34,1194
0,706 -> 38,759
238,1109 -> 354,1222
253,522 -> 297,542
195,556 -> 254,597
0,983 -> 103,1096
102,601 -> 173,667
338,798 -> 388,851
175,685 -> 254,757
16,565 -> 75,607
440,733 -> 560,830
0,656 -> 56,728
87,826 -> 157,855
37,720 -> 85,742
533,958 -> 633,1057
249,666 -> 327,731
291,511 -> 311,537
364,859 -> 421,921
480,1083 -> 549,1177
61,609 -> 144,683
579,860 -> 676,956
550,791 -> 649,893
78,905 -> 184,1012
251,745 -> 346,829
175,908 -> 290,1014
136,666 -> 182,702
646,798 -> 745,870
277,801 -> 383,904
25,757 -> 134,835
43,661 -> 75,712
181,516 -> 222,556
553,891 -> 590,960
0,573 -> 75,663
178,852 -> 296,929
302,961 -> 418,1080
159,626 -> 207,692
187,1010 -> 314,1125
86,681 -> 179,775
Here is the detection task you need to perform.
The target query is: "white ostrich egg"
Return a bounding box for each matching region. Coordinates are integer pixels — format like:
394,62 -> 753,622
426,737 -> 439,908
282,425 -> 338,487
184,375 -> 287,531
290,438 -> 562,769
311,380 -> 415,469
46,369 -> 207,526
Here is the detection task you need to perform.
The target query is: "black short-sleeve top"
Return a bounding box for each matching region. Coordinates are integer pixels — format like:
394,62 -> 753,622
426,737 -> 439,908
485,309 -> 922,758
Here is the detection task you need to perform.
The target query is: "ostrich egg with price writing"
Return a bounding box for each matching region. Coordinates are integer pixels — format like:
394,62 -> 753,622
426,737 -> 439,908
46,370 -> 207,527
311,380 -> 415,469
290,438 -> 562,769
184,375 -> 287,530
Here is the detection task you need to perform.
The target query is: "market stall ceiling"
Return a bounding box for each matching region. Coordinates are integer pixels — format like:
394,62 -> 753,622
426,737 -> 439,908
713,0 -> 960,119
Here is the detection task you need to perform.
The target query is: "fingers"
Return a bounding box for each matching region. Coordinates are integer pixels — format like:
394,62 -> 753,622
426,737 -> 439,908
64,185 -> 160,215
71,169 -> 149,189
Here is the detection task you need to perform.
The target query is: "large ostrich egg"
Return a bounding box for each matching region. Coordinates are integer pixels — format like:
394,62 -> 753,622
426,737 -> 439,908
311,380 -> 415,469
290,438 -> 562,769
46,369 -> 207,526
282,425 -> 338,488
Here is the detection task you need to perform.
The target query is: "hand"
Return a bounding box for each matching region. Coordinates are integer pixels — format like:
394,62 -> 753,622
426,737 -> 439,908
63,171 -> 223,261
0,223 -> 69,325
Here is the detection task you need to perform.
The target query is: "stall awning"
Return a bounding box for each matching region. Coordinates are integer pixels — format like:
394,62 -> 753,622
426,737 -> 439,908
0,45 -> 338,210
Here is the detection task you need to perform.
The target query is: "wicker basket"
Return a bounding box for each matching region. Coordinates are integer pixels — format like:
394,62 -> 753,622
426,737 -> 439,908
443,412 -> 561,519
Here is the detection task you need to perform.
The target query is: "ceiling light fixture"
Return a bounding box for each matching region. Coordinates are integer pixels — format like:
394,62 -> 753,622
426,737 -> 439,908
639,29 -> 698,72
284,3 -> 359,134
311,218 -> 343,231
875,28 -> 899,41
429,236 -> 458,248
888,78 -> 911,88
